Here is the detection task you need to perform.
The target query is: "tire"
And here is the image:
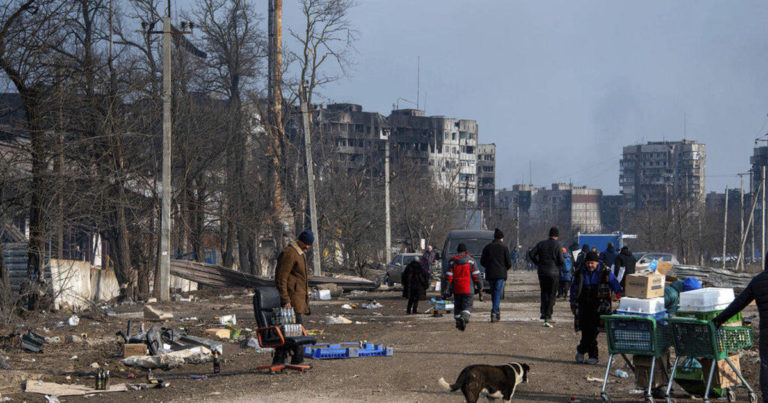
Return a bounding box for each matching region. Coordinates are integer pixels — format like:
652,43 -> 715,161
386,275 -> 393,287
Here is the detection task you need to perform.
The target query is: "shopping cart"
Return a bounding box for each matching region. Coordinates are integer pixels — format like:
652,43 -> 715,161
601,314 -> 673,403
666,317 -> 756,403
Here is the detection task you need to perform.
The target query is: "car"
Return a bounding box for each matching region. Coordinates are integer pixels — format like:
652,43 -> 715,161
385,253 -> 423,286
440,230 -> 495,296
635,252 -> 680,268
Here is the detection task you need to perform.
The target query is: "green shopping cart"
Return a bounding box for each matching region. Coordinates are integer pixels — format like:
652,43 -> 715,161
665,317 -> 756,403
601,314 -> 673,403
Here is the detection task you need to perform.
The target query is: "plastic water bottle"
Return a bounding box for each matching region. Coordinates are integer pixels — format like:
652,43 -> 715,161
615,370 -> 629,378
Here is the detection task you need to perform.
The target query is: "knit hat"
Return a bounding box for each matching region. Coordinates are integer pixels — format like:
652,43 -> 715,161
549,227 -> 559,237
682,277 -> 702,292
298,230 -> 314,246
586,251 -> 600,263
494,228 -> 504,240
457,243 -> 467,253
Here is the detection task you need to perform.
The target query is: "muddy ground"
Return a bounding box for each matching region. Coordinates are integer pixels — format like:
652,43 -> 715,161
0,270 -> 761,402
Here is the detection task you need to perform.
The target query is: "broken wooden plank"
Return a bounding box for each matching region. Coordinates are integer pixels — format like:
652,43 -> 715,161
25,380 -> 127,396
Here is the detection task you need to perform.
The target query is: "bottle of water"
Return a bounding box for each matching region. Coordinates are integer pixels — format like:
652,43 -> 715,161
615,370 -> 629,378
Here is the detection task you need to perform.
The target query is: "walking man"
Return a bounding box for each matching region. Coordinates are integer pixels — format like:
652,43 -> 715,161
481,228 -> 512,322
446,243 -> 481,331
421,245 -> 436,273
274,230 -> 313,365
612,246 -> 637,289
557,248 -> 573,299
528,227 -> 564,327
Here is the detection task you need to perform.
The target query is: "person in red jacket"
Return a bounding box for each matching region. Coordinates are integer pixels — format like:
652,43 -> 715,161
446,243 -> 481,331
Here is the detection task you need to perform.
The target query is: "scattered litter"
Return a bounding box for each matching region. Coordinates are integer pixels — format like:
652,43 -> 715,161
350,290 -> 367,296
180,317 -> 198,322
179,335 -> 223,355
209,391 -> 221,395
123,343 -> 147,358
304,343 -> 393,359
42,327 -> 50,333
44,336 -> 61,344
324,316 -> 353,325
219,295 -> 234,300
147,297 -> 158,303
90,362 -> 100,369
25,380 -> 127,396
629,388 -> 644,394
247,338 -> 275,353
615,370 -> 629,378
20,330 -> 45,352
586,376 -> 603,383
204,328 -> 231,340
362,301 -> 383,309
218,314 -> 236,325
351,375 -> 359,378
44,395 -> 59,403
67,335 -> 83,343
311,289 -> 332,301
243,328 -> 252,332
354,321 -> 368,325
341,304 -> 353,310
144,305 -> 173,320
307,329 -> 324,336
106,311 -> 143,320
21,358 -> 36,363
68,315 -> 80,326
0,355 -> 9,369
70,355 -> 78,360
121,346 -> 213,370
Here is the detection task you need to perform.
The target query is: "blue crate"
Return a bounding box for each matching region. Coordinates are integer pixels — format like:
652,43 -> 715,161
303,343 -> 394,360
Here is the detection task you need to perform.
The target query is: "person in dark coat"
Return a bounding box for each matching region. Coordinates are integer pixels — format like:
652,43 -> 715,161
600,243 -> 618,271
481,228 -> 512,322
612,246 -> 637,289
528,226 -> 565,327
570,251 -> 622,365
713,255 -> 768,398
575,244 -> 590,270
557,248 -> 573,299
402,260 -> 429,314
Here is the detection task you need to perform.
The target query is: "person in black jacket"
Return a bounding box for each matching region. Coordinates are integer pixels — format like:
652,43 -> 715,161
528,226 -> 565,327
612,246 -> 636,289
575,244 -> 590,270
712,255 -> 768,398
402,260 -> 429,314
481,228 -> 512,323
600,243 -> 618,272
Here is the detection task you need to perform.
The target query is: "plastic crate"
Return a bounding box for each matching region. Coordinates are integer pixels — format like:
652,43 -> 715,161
602,315 -> 672,356
669,318 -> 754,360
673,358 -> 726,397
676,310 -> 741,324
303,343 -> 393,360
618,297 -> 665,314
679,288 -> 734,312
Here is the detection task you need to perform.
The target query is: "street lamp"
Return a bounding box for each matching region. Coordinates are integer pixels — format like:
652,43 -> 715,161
379,125 -> 391,263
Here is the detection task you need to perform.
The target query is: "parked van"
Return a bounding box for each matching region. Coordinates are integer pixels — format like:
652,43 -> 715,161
440,230 -> 494,297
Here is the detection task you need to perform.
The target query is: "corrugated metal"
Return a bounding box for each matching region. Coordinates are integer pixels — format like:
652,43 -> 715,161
2,242 -> 51,292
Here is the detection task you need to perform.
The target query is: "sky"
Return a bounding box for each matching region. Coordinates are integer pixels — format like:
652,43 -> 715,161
176,0 -> 768,195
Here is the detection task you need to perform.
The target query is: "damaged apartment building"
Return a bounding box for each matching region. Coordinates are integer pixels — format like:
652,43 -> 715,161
496,183 -> 603,233
306,103 -> 495,205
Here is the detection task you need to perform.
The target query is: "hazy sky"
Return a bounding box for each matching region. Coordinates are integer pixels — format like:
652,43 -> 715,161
177,0 -> 768,195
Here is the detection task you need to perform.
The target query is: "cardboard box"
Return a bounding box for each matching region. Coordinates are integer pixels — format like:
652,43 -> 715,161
633,355 -> 669,388
204,328 -> 231,339
655,261 -> 674,276
123,343 -> 147,357
700,354 -> 741,389
626,272 -> 665,299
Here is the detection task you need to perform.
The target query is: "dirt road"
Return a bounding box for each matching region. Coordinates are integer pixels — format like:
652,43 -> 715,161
1,270 -> 761,402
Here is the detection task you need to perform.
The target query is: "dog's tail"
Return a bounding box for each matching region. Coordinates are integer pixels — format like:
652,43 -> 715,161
437,377 -> 460,392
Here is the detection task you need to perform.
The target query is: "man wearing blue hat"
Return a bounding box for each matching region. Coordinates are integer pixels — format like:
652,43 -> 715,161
274,230 -> 313,365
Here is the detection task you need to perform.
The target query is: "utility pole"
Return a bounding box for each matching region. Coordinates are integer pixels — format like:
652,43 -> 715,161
145,1 -> 196,301
738,173 -> 746,270
722,186 -> 728,270
763,166 -> 766,269
751,171 -> 756,265
515,204 -> 520,249
300,82 -> 320,276
384,128 -> 391,262
736,179 -> 761,270
268,0 -> 284,224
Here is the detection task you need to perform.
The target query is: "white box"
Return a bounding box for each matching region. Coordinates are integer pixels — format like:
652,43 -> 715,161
618,297 -> 666,314
679,288 -> 734,312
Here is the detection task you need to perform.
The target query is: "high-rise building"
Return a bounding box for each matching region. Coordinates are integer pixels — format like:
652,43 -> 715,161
301,104 -> 490,204
477,144 -> 496,210
620,140 -> 706,209
750,146 -> 768,194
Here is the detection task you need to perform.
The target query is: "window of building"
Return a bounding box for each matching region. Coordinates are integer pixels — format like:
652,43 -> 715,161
466,146 -> 474,154
452,133 -> 456,140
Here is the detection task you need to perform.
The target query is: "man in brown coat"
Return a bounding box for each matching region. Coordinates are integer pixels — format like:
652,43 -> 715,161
273,230 -> 313,365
